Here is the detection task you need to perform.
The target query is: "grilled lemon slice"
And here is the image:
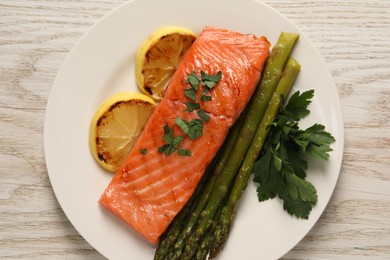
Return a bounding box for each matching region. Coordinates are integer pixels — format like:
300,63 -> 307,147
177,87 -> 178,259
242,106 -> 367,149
89,92 -> 155,172
135,26 -> 196,100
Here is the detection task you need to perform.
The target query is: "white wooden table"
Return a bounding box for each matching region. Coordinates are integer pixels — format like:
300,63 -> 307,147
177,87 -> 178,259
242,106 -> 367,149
1,0 -> 389,259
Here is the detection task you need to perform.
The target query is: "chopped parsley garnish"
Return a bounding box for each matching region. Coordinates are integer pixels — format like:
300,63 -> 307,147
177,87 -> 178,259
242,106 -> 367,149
187,119 -> 204,139
140,148 -> 147,155
184,72 -> 200,101
175,117 -> 204,140
253,90 -> 335,219
197,109 -> 210,122
185,70 -> 222,102
185,102 -> 200,112
201,70 -> 222,89
159,70 -> 222,156
201,94 -> 212,102
184,88 -> 197,102
158,119 -> 203,156
158,123 -> 185,156
186,71 -> 200,89
178,149 -> 192,156
174,117 -> 190,135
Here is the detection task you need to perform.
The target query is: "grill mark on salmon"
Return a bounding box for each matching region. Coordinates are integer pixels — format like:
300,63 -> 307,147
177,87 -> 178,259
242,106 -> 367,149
99,26 -> 270,244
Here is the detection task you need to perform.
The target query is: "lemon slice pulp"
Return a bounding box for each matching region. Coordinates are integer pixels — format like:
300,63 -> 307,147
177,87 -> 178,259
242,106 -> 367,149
89,92 -> 155,172
135,26 -> 196,100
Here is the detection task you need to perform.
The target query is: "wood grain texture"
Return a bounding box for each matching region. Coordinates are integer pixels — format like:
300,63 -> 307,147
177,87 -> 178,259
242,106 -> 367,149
0,0 -> 389,259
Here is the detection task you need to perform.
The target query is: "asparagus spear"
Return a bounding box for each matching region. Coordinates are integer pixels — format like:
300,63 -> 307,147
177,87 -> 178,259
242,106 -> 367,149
191,184 -> 227,260
194,32 -> 299,242
195,234 -> 212,260
180,181 -> 229,260
209,57 -> 301,258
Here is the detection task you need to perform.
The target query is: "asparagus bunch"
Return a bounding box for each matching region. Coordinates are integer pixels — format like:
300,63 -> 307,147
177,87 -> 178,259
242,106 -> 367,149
209,57 -> 301,257
154,32 -> 300,260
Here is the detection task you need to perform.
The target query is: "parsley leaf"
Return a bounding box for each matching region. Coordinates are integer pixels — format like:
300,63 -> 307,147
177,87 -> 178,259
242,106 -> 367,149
281,90 -> 314,121
285,173 -> 318,203
163,123 -> 170,135
184,88 -> 197,102
166,135 -> 184,155
185,102 -> 200,112
197,109 -> 210,122
253,90 -> 335,219
186,71 -> 200,90
184,70 -> 222,102
187,119 -> 204,140
175,117 -> 190,135
295,124 -> 335,160
201,70 -> 222,89
178,149 -> 192,156
175,117 -> 204,140
282,196 -> 314,219
158,123 -> 185,156
140,148 -> 147,155
201,94 -> 212,102
253,149 -> 281,201
158,144 -> 169,154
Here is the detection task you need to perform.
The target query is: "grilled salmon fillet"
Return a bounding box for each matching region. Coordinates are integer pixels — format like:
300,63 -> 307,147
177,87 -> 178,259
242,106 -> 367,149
99,26 -> 270,244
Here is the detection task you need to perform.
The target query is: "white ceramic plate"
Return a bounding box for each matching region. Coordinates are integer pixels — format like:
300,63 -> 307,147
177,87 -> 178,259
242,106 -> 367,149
44,0 -> 344,259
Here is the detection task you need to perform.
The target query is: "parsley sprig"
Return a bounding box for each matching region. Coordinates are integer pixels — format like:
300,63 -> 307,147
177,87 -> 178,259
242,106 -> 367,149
253,90 -> 335,219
